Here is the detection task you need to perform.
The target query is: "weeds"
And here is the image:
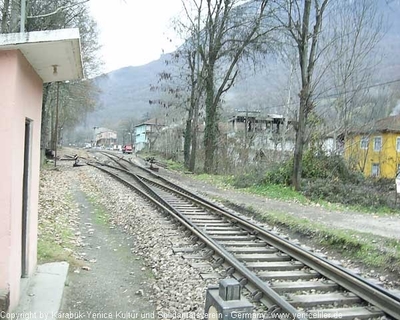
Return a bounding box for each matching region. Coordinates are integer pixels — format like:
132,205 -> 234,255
37,188 -> 79,265
166,159 -> 185,172
228,202 -> 400,273
87,194 -> 110,225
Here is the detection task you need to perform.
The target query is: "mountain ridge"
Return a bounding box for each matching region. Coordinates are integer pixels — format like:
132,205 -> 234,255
87,0 -> 400,127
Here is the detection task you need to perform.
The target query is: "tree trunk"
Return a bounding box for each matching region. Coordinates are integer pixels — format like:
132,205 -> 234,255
184,109 -> 193,168
291,0 -> 312,191
204,72 -> 217,173
292,93 -> 307,190
1,0 -> 10,33
189,107 -> 199,172
10,0 -> 19,32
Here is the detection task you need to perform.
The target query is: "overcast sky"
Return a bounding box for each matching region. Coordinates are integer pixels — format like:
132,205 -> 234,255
89,0 -> 183,73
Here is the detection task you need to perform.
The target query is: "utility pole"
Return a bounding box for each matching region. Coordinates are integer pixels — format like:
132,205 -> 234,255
20,0 -> 26,32
54,81 -> 60,167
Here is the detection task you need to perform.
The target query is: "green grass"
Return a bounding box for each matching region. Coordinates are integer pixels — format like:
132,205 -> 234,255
194,174 -> 235,189
227,203 -> 400,272
193,173 -> 400,215
166,159 -> 185,172
302,197 -> 397,216
37,195 -> 80,265
193,171 -> 400,271
343,203 -> 396,215
194,174 -> 309,204
37,234 -> 78,266
244,184 -> 309,203
94,205 -> 109,225
86,194 -> 110,225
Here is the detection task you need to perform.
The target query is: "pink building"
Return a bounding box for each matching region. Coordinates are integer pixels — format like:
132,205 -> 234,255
0,29 -> 83,311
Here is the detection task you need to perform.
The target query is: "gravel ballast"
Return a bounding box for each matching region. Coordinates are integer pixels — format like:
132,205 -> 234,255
38,154 -> 399,318
73,164 -> 213,317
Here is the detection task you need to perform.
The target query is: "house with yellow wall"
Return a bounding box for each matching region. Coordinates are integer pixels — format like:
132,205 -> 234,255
345,115 -> 400,178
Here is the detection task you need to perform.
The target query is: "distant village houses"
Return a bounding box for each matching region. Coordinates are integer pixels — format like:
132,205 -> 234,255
134,118 -> 165,151
94,127 -> 117,148
228,111 -> 286,133
148,111 -> 296,170
345,115 -> 400,178
227,111 -> 294,152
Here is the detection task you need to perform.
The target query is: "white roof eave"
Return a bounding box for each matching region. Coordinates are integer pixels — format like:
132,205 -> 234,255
0,28 -> 83,83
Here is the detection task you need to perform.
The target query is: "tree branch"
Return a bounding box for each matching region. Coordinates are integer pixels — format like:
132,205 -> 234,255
27,0 -> 89,19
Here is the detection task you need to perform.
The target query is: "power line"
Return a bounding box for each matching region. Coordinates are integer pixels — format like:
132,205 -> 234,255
264,77 -> 400,111
321,78 -> 400,100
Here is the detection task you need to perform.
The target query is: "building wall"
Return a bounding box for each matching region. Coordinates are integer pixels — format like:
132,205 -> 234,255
0,50 -> 43,310
345,132 -> 400,178
135,125 -> 148,151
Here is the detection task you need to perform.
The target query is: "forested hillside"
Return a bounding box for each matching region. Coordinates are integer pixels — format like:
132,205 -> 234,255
87,0 -> 400,127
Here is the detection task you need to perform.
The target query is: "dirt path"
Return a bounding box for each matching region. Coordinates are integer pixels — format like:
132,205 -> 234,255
130,157 -> 400,240
60,180 -> 155,319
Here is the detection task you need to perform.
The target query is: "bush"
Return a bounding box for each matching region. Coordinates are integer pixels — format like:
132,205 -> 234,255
264,150 -> 363,186
301,151 -> 362,182
262,150 -> 395,210
264,158 -> 293,185
231,169 -> 268,188
301,178 -> 393,210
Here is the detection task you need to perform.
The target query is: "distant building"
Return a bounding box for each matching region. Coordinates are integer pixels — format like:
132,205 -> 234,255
134,118 -> 164,151
228,111 -> 286,134
345,115 -> 400,178
94,127 -> 117,148
227,111 -> 294,151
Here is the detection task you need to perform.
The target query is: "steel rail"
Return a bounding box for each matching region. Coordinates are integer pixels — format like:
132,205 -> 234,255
99,152 -> 129,171
136,174 -> 400,319
91,158 -> 400,318
88,162 -> 302,319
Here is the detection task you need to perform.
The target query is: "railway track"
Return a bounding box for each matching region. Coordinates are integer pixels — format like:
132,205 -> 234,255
88,152 -> 400,319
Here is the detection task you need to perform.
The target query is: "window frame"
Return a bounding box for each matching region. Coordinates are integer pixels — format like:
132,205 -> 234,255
373,136 -> 382,152
371,163 -> 380,177
396,137 -> 400,152
360,136 -> 369,150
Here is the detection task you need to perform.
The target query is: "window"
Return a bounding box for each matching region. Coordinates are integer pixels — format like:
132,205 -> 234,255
373,136 -> 382,151
397,137 -> 400,152
371,163 -> 380,177
360,137 -> 369,150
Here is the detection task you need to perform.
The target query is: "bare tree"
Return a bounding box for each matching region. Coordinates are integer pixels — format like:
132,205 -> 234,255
10,0 -> 19,31
187,48 -> 204,171
162,0 -> 205,171
326,0 -> 384,149
22,0 -> 101,160
0,0 -> 23,33
149,48 -> 203,169
118,117 -> 138,146
276,0 -> 329,190
183,0 -> 277,173
1,0 -> 10,32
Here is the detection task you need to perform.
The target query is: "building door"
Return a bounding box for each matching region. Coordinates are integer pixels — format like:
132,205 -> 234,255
21,119 -> 32,278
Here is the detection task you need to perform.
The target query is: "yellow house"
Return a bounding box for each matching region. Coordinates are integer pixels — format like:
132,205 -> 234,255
345,115 -> 400,178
